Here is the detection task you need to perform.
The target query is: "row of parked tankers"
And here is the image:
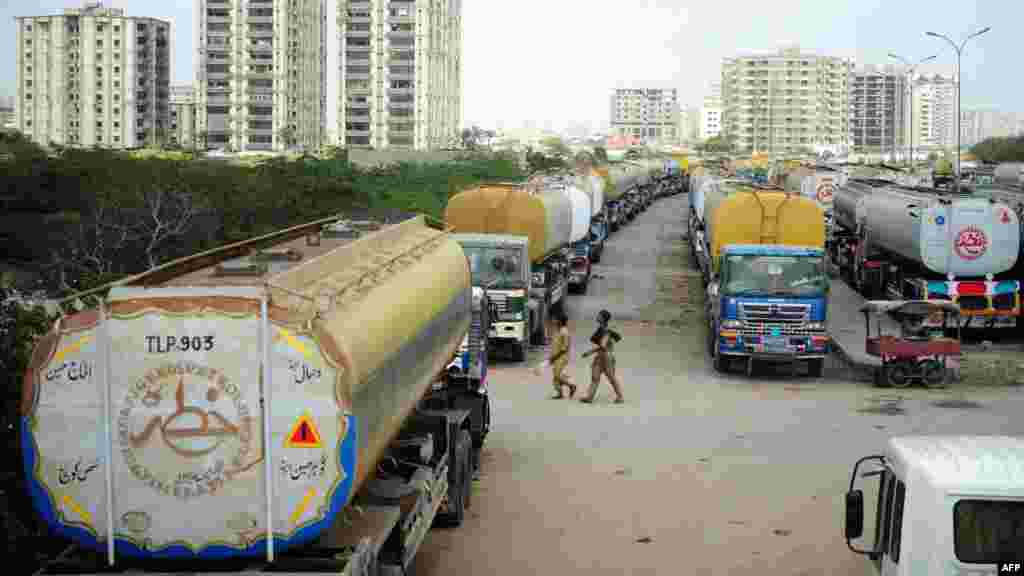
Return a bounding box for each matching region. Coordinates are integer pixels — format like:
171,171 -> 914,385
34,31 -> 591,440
685,158 -> 1024,332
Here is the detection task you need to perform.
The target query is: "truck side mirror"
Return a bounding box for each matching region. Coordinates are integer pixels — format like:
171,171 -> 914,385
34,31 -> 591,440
845,490 -> 864,539
707,282 -> 719,298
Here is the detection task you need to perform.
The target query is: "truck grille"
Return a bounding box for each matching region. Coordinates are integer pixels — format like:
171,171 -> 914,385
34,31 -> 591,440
574,244 -> 589,257
468,313 -> 484,355
739,303 -> 810,325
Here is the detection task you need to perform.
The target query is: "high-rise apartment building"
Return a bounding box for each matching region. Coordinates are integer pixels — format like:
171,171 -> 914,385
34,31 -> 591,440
334,0 -> 463,150
699,82 -> 722,140
960,110 -> 1021,147
721,46 -> 852,154
609,87 -> 680,144
195,0 -> 326,152
908,75 -> 958,150
169,84 -> 198,149
849,65 -> 906,154
14,1 -> 171,148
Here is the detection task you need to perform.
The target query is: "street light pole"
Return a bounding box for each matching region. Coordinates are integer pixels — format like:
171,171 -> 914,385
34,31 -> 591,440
926,26 -> 991,185
888,53 -> 937,173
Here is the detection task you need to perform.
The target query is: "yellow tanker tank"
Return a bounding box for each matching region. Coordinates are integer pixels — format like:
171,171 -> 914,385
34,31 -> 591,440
20,214 -> 470,559
445,184 -> 572,264
703,182 -> 825,274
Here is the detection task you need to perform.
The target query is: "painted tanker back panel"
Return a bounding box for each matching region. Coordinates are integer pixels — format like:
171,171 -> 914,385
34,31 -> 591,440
22,289 -> 357,559
925,201 -> 1019,276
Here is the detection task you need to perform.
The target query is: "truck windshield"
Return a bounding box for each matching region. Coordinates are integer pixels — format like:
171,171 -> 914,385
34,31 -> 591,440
721,255 -> 827,297
954,499 -> 1024,562
462,246 -> 525,289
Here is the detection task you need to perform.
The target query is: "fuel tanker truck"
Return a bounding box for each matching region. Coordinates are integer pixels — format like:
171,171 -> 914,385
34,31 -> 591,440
830,180 -> 1022,329
686,166 -> 715,271
783,165 -> 838,242
445,182 -> 572,361
700,181 -> 830,377
546,175 -> 594,294
19,214 -> 492,575
576,166 -> 607,263
606,163 -> 635,231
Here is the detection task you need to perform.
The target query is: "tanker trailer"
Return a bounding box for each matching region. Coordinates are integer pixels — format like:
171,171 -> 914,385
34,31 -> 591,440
20,214 -> 489,573
540,175 -> 593,294
575,169 -> 607,263
664,159 -> 682,197
624,162 -> 649,215
852,185 -> 1021,329
701,184 -> 830,377
446,183 -> 572,361
995,162 -> 1024,187
606,163 -> 634,231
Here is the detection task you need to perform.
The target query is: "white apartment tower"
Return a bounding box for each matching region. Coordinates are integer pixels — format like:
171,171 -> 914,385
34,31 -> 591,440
609,88 -> 681,144
699,82 -> 722,140
195,0 -> 326,152
14,1 -> 171,148
721,46 -> 852,154
850,65 -> 906,154
170,84 -> 198,149
908,75 -> 958,150
334,0 -> 463,150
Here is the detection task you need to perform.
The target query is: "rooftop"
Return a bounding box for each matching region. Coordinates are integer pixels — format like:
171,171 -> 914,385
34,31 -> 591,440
888,436 -> 1024,496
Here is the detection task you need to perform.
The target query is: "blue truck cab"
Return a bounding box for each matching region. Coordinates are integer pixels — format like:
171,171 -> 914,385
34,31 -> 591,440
706,244 -> 830,377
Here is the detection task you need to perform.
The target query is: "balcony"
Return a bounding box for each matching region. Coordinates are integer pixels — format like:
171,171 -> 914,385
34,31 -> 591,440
249,27 -> 274,37
346,128 -> 371,137
247,14 -> 274,23
250,41 -> 273,52
346,72 -> 371,81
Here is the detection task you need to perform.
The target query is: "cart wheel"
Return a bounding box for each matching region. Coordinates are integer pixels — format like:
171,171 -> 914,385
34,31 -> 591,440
920,359 -> 948,388
886,362 -> 912,388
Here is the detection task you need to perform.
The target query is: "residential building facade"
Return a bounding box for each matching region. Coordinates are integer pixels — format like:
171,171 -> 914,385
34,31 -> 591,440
849,64 -> 906,154
14,1 -> 171,148
699,82 -> 722,140
908,75 -> 957,150
960,109 -> 1022,147
334,0 -> 463,150
194,0 -> 326,152
609,87 -> 681,144
169,84 -> 197,148
721,46 -> 852,154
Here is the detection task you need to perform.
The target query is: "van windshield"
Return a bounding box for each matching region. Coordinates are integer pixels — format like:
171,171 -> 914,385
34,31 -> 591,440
954,499 -> 1024,562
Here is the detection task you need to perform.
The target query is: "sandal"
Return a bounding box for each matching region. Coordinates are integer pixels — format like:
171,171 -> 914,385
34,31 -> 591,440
579,397 -> 594,404
614,397 -> 625,404
550,394 -> 564,400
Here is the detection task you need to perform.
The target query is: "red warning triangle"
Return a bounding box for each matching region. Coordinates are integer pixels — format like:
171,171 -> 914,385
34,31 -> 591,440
284,414 -> 322,448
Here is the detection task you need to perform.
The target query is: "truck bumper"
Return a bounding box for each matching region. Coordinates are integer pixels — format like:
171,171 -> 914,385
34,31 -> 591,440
569,272 -> 589,286
718,332 -> 830,358
489,321 -> 526,342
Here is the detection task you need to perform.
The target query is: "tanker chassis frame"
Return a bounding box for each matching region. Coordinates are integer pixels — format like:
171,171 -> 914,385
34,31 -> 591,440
33,379 -> 483,576
829,230 -> 1021,330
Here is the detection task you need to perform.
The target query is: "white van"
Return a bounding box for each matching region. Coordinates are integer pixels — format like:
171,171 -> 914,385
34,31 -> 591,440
844,435 -> 1024,575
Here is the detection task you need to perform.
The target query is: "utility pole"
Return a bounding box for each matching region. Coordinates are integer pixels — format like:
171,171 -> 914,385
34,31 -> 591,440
889,53 -> 937,173
927,26 -> 991,185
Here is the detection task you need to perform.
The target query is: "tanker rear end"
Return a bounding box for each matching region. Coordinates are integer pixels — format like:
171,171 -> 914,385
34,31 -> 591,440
21,214 -> 489,575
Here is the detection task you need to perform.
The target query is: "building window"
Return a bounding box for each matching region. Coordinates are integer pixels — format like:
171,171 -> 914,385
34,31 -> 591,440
96,40 -> 102,48
25,38 -> 32,46
25,80 -> 32,88
25,93 -> 32,100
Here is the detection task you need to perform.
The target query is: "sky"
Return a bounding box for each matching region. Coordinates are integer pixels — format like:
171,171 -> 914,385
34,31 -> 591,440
2,0 -> 1019,133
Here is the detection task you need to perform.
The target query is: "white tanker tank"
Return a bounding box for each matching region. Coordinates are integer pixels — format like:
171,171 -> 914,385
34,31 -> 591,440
861,186 -> 1020,277
995,162 -> 1024,187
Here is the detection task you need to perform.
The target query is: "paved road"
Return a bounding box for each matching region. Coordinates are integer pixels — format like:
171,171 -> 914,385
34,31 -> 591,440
414,193 -> 1024,575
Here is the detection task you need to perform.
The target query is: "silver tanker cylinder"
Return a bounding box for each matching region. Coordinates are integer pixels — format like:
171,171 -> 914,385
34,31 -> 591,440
860,186 -> 1020,277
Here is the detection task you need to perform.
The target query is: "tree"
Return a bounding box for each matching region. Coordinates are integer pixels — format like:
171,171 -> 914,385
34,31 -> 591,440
971,135 -> 1024,163
459,126 -> 495,150
524,146 -> 569,174
592,146 -> 609,164
278,126 -> 297,150
540,136 -> 571,159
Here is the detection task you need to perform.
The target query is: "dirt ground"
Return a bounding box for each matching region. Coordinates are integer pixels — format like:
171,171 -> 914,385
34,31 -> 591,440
413,193 -> 1024,575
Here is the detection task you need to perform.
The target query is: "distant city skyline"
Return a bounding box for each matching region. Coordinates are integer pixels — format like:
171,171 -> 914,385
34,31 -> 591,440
3,0 -> 1023,138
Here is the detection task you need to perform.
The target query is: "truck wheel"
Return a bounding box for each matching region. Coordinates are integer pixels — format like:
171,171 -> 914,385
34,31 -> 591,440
439,430 -> 472,527
511,340 -> 526,362
886,362 -> 912,388
807,358 -> 824,378
713,345 -> 727,374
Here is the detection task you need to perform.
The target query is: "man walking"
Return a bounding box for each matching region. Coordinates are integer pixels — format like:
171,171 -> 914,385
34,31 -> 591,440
580,309 -> 624,404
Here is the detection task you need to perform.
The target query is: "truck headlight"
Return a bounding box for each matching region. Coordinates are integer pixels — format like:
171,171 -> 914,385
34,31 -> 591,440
515,312 -> 523,320
721,320 -> 742,329
805,322 -> 826,331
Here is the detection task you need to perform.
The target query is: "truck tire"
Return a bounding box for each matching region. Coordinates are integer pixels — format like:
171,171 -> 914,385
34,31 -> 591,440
438,430 -> 472,527
807,358 -> 824,378
511,340 -> 526,362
